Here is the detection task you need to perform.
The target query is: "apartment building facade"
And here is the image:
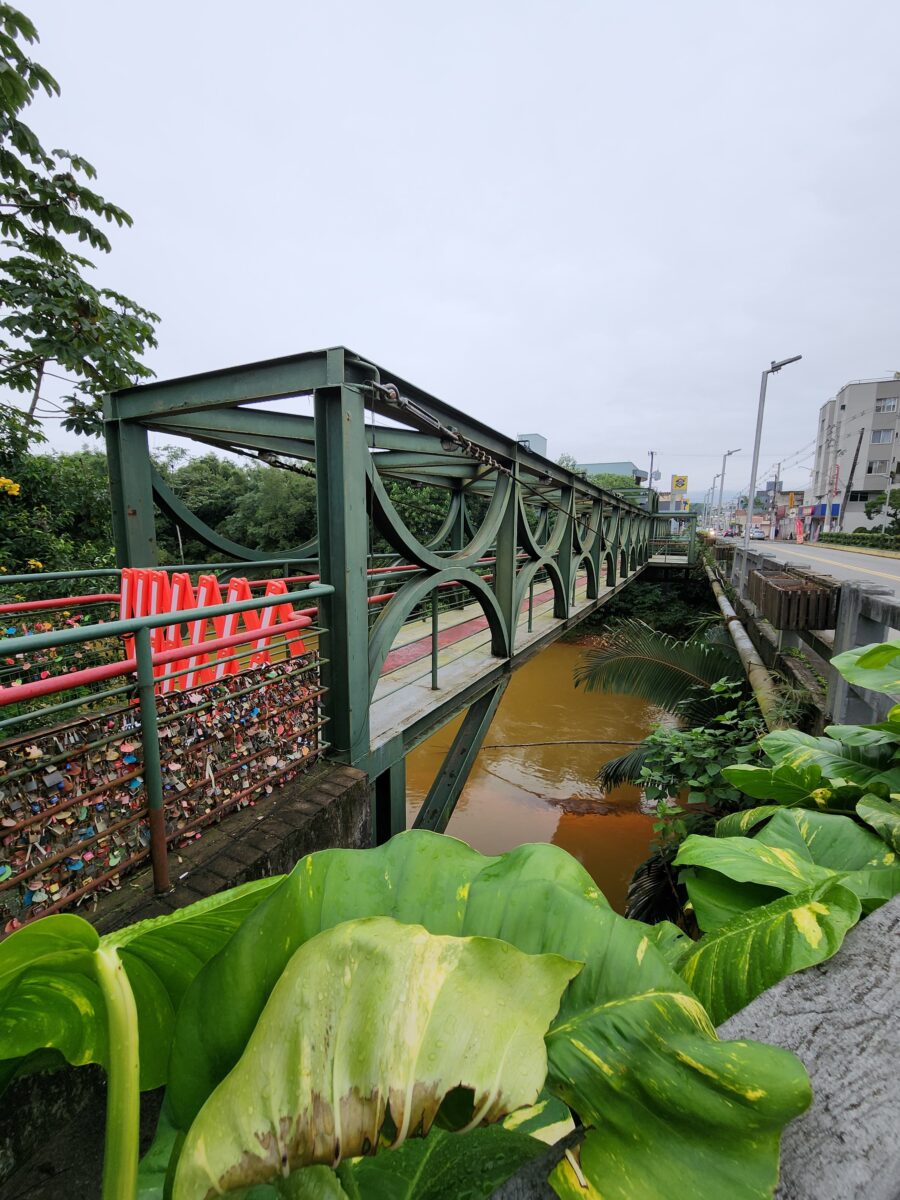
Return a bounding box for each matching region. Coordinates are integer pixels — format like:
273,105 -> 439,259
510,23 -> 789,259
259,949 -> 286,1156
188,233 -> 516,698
811,377 -> 900,533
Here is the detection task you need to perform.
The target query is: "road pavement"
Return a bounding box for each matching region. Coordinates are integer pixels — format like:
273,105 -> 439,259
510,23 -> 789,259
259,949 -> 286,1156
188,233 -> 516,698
733,538 -> 900,595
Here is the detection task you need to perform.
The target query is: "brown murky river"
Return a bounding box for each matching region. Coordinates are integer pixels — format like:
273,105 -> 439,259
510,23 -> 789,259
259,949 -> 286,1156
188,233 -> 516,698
406,642 -> 659,913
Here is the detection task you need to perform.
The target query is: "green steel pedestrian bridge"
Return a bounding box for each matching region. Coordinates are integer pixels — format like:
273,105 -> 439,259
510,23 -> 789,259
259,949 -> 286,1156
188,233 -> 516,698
0,348 -> 695,918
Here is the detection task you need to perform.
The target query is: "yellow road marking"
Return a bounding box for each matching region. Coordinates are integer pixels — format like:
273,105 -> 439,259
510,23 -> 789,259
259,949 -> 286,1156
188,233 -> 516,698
775,546 -> 900,583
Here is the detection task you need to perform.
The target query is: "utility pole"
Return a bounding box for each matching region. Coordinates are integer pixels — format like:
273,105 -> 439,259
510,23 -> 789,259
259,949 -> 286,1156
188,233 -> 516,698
739,355 -> 802,596
770,461 -> 780,538
717,448 -> 740,533
648,449 -> 656,491
837,428 -> 865,533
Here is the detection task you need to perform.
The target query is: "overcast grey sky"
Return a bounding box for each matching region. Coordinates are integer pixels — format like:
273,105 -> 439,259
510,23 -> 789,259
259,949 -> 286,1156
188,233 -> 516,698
20,0 -> 900,496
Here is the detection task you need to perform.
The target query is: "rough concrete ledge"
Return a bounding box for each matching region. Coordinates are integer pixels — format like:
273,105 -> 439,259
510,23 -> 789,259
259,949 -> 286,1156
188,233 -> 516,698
0,760 -> 371,1192
719,893 -> 900,1200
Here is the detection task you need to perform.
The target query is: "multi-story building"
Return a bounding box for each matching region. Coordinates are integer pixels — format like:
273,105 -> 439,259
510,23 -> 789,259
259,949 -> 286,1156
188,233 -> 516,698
810,377 -> 900,533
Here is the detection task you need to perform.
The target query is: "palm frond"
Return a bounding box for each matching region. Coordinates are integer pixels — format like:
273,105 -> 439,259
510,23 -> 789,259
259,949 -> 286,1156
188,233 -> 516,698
574,619 -> 744,716
598,742 -> 653,790
625,849 -> 685,924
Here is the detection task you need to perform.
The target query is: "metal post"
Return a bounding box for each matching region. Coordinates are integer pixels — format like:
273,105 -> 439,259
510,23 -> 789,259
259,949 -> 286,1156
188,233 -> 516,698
739,369 -> 769,596
718,448 -> 740,533
314,378 -> 371,765
431,588 -> 439,689
739,356 -> 802,596
528,578 -> 534,631
134,626 -> 170,893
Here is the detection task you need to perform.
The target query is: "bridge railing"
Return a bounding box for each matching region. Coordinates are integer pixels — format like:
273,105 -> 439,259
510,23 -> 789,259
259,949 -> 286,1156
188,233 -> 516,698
0,582 -> 333,929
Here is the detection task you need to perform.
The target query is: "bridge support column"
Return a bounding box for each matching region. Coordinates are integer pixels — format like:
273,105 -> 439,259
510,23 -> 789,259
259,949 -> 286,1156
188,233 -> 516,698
314,378 -> 371,765
105,417 -> 158,566
373,757 -> 406,844
413,680 -> 509,833
556,486 -> 576,610
493,468 -> 520,646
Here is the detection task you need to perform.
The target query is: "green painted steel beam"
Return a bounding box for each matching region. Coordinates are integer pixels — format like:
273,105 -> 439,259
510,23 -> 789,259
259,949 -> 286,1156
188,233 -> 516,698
107,348 -> 368,422
412,680 -> 509,832
105,420 -> 159,566
373,757 -> 406,844
314,383 -> 371,765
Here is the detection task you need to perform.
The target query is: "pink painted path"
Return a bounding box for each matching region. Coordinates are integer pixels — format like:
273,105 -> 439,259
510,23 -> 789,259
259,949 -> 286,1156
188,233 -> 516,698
381,586 -> 557,675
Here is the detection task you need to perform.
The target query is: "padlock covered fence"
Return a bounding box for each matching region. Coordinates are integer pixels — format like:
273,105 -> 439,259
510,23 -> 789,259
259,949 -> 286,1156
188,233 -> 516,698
0,574 -> 334,928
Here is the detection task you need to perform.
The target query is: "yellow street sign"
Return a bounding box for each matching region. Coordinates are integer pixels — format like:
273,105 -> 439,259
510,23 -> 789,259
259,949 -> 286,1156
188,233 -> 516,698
672,474 -> 688,493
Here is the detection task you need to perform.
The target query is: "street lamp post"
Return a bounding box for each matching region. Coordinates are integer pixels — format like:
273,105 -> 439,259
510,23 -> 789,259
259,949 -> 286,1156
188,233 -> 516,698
739,355 -> 802,596
709,473 -> 720,529
717,448 -> 740,532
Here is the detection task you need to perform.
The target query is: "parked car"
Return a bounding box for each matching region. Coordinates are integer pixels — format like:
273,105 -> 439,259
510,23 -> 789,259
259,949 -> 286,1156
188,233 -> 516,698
750,528 -> 766,540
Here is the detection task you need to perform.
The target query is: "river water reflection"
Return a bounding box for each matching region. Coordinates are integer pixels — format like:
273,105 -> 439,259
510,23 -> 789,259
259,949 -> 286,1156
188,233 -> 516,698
406,642 -> 661,913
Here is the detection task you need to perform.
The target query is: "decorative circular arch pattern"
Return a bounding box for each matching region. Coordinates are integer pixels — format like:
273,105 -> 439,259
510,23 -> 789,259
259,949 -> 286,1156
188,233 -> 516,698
367,567 -> 509,699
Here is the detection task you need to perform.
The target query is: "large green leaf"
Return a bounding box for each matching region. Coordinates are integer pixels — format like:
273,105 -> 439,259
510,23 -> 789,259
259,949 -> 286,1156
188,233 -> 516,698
172,917 -> 579,1199
753,807 -> 890,871
856,793 -> 900,852
682,867 -> 783,934
831,640 -> 900,693
722,762 -> 824,804
714,806 -> 783,838
0,876 -> 280,1092
167,832 -> 811,1200
215,1124 -> 550,1200
339,1124 -> 548,1200
546,988 -> 811,1200
678,814 -> 900,915
674,834 -> 832,893
166,834 -> 607,1130
677,880 -> 862,1024
759,729 -> 900,793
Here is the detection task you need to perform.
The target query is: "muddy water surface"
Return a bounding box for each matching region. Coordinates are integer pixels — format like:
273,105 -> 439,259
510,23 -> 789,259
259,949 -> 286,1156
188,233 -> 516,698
406,642 -> 661,913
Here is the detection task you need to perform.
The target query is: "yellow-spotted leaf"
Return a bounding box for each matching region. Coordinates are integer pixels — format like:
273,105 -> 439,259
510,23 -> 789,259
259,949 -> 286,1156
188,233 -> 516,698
172,918 -> 580,1200
674,833 -> 831,892
714,806 -> 784,838
546,989 -> 811,1200
857,793 -> 900,853
677,880 -> 861,1024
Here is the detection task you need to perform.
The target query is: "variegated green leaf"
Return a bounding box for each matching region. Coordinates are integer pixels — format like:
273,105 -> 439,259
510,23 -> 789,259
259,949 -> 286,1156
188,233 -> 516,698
546,988 -> 811,1200
760,728 -> 900,793
754,807 -> 888,870
831,640 -> 900,693
856,793 -> 900,853
674,833 -> 831,892
677,880 -> 862,1024
167,834 -> 609,1131
638,920 -> 694,971
721,763 -> 823,804
715,806 -> 783,838
682,868 -> 782,934
172,918 -> 579,1199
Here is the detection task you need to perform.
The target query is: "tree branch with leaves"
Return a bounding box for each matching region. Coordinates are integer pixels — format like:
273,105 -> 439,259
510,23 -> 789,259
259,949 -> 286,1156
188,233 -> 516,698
0,4 -> 158,437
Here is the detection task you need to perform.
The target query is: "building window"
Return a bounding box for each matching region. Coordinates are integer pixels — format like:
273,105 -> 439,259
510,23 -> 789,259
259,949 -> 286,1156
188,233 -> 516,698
840,403 -> 846,410
867,460 -> 889,475
871,428 -> 894,444
876,397 -> 899,413
849,491 -> 870,502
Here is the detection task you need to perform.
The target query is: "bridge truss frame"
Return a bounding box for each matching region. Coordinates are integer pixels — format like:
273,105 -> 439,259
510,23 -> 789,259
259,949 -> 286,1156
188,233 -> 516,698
105,346 -> 695,840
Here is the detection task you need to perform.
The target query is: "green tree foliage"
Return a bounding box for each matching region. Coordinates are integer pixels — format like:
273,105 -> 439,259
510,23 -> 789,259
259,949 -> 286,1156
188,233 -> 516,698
0,404 -> 114,571
0,4 -> 158,435
863,489 -> 900,534
588,471 -> 639,490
